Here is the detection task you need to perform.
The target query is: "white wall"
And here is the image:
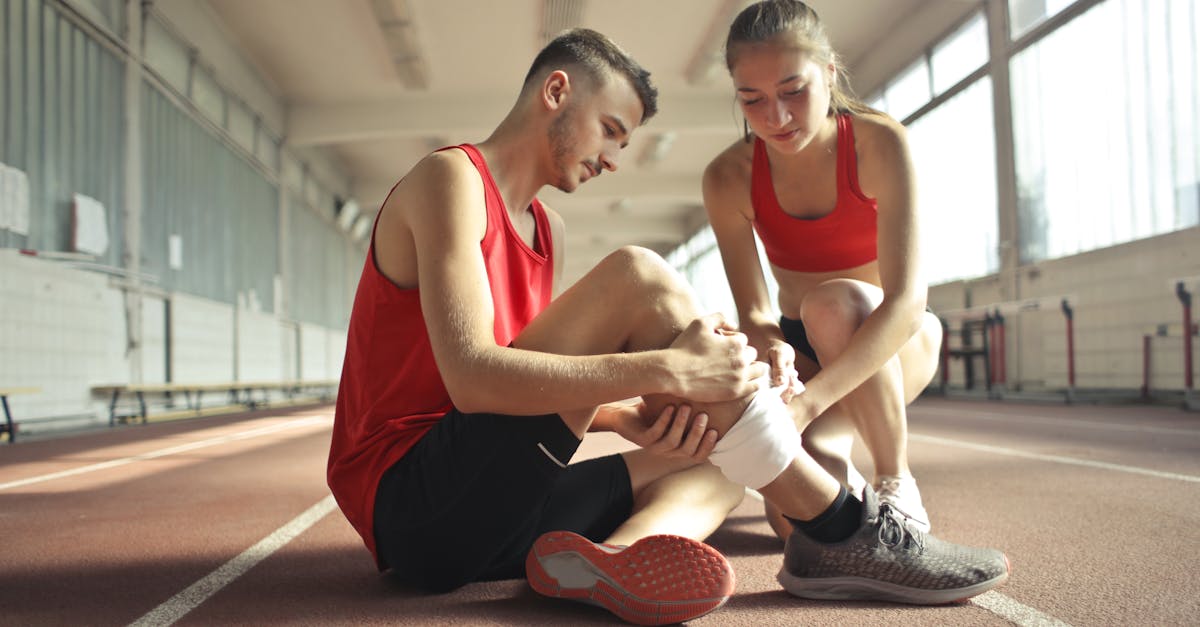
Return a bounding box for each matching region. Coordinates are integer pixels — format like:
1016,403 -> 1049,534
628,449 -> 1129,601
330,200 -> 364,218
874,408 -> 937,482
0,252 -> 346,427
170,292 -> 235,384
236,307 -> 285,382
931,226 -> 1200,393
0,251 -> 128,423
141,296 -> 168,384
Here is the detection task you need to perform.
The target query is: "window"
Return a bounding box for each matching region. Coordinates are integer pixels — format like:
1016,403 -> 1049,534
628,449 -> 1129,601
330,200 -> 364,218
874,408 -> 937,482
908,78 -> 1000,283
1010,0 -> 1080,39
932,12 -> 989,93
884,61 -> 932,121
1011,0 -> 1200,262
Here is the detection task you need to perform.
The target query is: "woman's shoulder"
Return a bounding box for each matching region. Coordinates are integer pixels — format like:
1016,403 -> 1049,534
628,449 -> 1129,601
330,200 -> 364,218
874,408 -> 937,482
845,111 -> 909,157
704,137 -> 755,184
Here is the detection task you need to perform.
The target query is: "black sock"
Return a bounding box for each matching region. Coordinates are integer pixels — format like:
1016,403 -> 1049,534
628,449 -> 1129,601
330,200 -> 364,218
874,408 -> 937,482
784,486 -> 863,544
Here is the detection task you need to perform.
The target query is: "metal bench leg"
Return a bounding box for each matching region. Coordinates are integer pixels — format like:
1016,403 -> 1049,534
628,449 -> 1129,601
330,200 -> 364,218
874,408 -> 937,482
109,390 -> 121,427
137,391 -> 148,424
2,395 -> 14,444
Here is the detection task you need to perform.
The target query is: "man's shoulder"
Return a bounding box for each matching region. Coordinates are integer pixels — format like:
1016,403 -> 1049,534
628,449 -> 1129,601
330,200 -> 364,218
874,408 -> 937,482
407,148 -> 479,187
384,148 -> 482,212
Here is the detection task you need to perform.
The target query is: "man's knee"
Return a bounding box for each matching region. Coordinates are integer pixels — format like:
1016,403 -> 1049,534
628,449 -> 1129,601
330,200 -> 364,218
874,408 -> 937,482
601,246 -> 689,298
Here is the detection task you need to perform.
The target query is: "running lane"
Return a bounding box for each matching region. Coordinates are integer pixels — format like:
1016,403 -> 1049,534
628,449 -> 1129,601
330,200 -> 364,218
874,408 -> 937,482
2,398 -> 1197,626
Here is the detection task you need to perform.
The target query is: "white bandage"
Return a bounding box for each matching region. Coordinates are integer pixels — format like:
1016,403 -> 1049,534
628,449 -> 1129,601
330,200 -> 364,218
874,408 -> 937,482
707,381 -> 802,490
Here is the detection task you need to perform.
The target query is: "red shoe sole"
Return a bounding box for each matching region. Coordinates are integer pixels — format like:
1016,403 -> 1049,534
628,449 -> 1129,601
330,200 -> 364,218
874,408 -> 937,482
526,531 -> 734,625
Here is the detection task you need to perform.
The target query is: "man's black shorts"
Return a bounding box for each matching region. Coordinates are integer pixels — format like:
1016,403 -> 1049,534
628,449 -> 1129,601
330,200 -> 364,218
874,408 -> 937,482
373,409 -> 633,592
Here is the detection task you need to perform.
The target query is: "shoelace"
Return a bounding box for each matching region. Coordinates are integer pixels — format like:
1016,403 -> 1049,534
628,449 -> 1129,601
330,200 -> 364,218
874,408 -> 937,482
876,503 -> 926,554
876,477 -> 925,523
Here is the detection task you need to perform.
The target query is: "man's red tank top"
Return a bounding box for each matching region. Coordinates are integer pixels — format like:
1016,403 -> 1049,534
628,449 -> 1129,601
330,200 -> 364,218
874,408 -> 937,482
326,144 -> 554,565
750,113 -> 878,273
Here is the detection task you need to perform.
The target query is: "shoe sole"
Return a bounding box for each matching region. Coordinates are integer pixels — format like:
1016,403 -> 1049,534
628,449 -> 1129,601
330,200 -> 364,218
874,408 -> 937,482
526,531 -> 734,625
776,555 -> 1010,605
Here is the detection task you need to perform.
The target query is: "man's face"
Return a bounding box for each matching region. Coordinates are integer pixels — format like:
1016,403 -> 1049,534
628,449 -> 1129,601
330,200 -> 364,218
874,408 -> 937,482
547,74 -> 644,193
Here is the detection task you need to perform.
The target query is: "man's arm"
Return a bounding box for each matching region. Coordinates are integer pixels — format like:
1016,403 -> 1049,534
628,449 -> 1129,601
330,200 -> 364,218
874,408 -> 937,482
385,150 -> 755,416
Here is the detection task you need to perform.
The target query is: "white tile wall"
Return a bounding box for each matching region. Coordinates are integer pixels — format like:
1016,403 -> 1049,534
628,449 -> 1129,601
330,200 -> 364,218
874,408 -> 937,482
0,252 -> 349,431
280,321 -> 299,381
298,322 -> 328,381
0,250 -> 129,423
235,307 -> 284,382
326,329 -> 347,381
141,296 -> 168,384
170,292 -> 235,383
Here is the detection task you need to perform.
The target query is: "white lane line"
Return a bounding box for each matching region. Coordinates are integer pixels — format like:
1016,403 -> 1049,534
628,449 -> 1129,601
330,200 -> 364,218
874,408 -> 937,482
129,495 -> 337,627
741,490 -> 1070,627
0,416 -> 332,491
911,433 -> 1200,483
971,591 -> 1073,626
915,406 -> 1200,437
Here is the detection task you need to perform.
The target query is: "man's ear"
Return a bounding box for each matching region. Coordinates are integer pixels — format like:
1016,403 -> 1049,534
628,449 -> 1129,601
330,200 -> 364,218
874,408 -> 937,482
542,70 -> 572,112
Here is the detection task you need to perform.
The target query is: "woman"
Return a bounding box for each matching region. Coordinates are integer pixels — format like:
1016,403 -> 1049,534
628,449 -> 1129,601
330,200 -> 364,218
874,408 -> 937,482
702,0 -> 943,537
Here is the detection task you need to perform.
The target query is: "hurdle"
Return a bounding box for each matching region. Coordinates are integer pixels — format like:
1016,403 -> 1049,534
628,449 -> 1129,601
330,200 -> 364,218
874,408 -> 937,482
1143,278 -> 1199,410
938,295 -> 1077,401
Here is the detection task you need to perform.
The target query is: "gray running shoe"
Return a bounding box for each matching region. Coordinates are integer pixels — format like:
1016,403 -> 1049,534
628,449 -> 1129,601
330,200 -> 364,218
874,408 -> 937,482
777,487 -> 1009,604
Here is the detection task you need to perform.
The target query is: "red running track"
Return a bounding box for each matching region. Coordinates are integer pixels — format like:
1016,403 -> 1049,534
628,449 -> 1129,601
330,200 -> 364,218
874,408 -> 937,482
1,398 -> 1197,626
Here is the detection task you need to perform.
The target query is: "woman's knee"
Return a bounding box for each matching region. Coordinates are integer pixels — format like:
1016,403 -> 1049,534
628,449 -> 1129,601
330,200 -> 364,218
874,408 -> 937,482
799,280 -> 876,353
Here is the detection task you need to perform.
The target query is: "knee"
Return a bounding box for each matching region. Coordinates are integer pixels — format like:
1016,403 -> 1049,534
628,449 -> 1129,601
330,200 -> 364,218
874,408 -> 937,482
601,245 -> 695,316
799,280 -> 874,352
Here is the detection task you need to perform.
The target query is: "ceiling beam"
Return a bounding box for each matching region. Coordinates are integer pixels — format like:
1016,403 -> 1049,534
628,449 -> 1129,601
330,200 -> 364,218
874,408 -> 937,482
287,91 -> 737,146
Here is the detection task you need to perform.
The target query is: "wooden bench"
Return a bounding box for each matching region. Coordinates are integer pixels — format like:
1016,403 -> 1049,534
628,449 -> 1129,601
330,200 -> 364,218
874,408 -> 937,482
1,387 -> 40,444
91,380 -> 339,426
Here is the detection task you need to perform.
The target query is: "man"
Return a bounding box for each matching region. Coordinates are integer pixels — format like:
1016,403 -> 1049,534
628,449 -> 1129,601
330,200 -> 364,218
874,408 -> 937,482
329,29 -> 1009,627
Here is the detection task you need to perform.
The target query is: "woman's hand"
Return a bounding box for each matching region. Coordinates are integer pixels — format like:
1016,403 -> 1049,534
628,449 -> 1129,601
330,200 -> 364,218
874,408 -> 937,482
611,402 -> 719,461
766,339 -> 805,403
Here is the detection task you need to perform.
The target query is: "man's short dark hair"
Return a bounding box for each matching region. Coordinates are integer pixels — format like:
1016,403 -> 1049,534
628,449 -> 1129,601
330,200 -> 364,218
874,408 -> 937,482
523,28 -> 658,123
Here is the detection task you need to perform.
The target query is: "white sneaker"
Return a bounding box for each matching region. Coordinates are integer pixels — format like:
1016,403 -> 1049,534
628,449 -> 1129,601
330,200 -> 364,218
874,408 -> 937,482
875,475 -> 931,533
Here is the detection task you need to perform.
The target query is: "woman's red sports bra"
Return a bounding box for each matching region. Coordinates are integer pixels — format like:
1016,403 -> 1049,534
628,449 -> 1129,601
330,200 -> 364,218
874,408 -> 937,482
750,113 -> 878,273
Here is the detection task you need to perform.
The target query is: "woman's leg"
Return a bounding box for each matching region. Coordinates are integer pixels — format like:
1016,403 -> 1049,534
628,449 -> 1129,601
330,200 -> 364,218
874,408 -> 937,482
795,279 -> 942,529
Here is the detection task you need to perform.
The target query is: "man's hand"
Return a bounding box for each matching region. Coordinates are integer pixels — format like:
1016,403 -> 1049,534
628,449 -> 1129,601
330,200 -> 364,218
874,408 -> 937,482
668,313 -> 769,402
765,339 -> 805,403
610,402 -> 718,461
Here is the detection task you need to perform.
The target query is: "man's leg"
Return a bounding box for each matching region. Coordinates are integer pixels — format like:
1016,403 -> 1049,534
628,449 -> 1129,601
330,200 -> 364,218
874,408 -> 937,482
518,247 -> 1006,610
513,245 -> 751,520
606,456 -> 744,545
514,247 -> 750,624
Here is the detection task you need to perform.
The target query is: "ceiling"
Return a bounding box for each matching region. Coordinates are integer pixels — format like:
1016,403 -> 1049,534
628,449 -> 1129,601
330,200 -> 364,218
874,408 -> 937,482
192,0 -> 976,285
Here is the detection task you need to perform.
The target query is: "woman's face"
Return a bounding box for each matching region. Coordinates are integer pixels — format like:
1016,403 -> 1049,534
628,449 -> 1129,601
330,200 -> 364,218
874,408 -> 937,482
730,41 -> 833,154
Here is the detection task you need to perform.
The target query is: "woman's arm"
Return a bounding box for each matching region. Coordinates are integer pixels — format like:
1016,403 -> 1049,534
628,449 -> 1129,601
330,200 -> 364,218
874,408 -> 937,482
703,149 -> 801,396
795,116 -> 928,417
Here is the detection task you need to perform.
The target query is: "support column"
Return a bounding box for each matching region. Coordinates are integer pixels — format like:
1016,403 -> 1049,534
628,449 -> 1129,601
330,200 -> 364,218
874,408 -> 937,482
986,0 -> 1021,387
122,0 -> 145,384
